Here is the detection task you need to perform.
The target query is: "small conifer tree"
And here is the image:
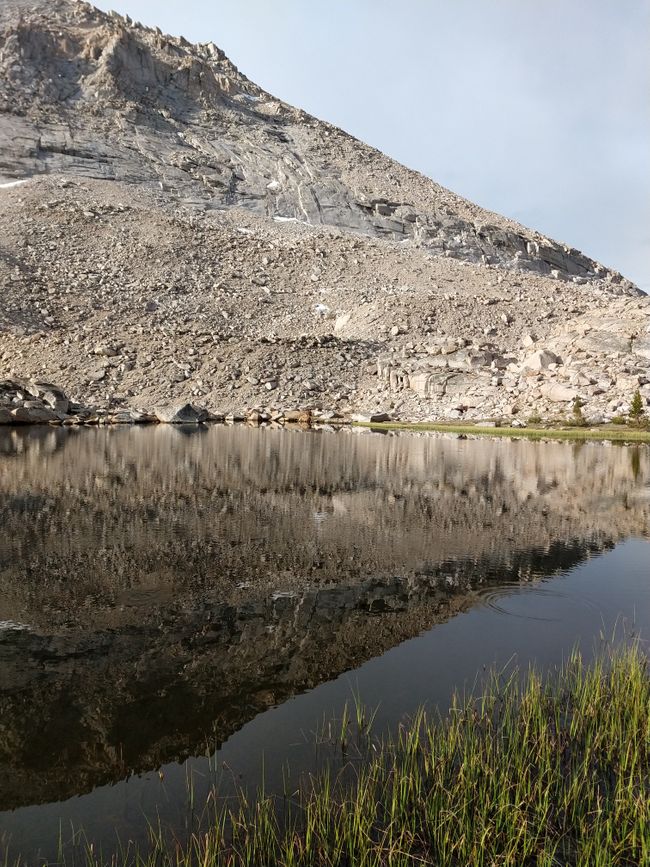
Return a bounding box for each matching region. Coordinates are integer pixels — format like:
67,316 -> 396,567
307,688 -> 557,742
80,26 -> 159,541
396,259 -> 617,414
572,396 -> 586,426
629,389 -> 645,426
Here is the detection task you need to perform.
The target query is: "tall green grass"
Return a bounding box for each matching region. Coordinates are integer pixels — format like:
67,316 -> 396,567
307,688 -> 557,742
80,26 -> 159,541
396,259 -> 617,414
9,644 -> 650,867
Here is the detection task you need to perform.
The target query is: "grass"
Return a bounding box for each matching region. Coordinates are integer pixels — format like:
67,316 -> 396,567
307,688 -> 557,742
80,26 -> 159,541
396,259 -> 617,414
10,643 -> 649,867
352,419 -> 650,443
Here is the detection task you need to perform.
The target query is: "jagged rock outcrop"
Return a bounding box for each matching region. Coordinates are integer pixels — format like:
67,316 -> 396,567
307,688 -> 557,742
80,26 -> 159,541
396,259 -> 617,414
0,0 -> 647,420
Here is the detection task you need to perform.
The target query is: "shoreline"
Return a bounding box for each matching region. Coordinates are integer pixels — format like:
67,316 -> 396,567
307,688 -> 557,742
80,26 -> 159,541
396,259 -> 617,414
2,380 -> 649,443
351,419 -> 650,443
2,415 -> 650,443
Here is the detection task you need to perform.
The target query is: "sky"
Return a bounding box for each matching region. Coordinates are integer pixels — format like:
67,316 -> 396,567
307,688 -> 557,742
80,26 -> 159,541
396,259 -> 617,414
95,0 -> 650,292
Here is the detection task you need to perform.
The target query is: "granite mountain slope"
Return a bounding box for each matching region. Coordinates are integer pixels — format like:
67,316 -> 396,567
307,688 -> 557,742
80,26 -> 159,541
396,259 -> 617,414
0,0 -> 648,421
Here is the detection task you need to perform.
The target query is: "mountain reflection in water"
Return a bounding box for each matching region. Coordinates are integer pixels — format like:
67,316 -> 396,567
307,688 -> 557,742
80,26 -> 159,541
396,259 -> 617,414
0,425 -> 648,856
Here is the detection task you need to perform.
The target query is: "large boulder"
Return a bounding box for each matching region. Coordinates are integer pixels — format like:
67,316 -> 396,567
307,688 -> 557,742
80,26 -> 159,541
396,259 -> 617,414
10,405 -> 59,423
540,383 -> 578,403
153,403 -> 208,424
26,381 -> 70,414
521,349 -> 561,371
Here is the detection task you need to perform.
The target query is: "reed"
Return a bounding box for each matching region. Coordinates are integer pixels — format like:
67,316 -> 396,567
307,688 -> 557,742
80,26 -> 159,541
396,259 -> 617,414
9,643 -> 649,867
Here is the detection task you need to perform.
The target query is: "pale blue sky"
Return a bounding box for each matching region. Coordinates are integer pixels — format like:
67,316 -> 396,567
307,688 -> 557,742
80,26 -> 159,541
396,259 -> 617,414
95,0 -> 650,291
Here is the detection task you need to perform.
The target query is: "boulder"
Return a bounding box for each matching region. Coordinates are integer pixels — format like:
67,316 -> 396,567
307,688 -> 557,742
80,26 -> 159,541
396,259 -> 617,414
153,403 -> 208,423
93,343 -> 119,357
25,381 -> 70,413
467,350 -> 494,369
492,355 -> 517,370
521,349 -> 560,371
43,392 -> 70,413
109,410 -> 156,424
284,410 -> 312,424
10,405 -> 59,423
0,407 -> 12,424
540,383 -> 578,402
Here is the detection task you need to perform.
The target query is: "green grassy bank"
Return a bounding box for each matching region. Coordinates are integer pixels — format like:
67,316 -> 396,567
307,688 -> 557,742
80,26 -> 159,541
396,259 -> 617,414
353,420 -> 650,443
16,644 -> 649,867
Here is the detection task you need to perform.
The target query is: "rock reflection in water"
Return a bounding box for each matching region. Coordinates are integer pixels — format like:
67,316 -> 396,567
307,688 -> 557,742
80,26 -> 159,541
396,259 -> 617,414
0,426 -> 648,814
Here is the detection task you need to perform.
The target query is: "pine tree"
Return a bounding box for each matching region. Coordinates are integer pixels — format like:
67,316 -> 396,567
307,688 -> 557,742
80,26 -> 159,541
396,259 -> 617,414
629,389 -> 645,426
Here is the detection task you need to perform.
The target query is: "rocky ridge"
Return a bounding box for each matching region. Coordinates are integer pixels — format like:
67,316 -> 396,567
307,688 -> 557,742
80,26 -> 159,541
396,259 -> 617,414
0,0 -> 648,421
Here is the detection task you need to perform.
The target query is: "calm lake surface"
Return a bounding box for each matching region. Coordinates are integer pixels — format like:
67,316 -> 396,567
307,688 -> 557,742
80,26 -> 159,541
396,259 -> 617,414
0,425 -> 648,862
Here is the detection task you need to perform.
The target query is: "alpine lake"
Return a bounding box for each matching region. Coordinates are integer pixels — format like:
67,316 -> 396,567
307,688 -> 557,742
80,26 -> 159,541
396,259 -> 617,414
0,424 -> 648,862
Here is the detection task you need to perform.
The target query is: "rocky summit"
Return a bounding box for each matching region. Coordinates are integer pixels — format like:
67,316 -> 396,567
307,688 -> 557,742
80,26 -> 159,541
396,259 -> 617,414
0,0 -> 648,424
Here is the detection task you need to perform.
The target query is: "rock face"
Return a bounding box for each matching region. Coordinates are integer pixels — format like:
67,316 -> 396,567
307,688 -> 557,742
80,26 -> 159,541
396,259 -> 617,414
0,0 -> 647,421
0,0 -> 634,286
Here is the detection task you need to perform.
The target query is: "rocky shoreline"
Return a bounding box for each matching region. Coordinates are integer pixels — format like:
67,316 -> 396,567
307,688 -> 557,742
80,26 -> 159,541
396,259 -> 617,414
3,376 -> 649,433
0,377 -> 361,427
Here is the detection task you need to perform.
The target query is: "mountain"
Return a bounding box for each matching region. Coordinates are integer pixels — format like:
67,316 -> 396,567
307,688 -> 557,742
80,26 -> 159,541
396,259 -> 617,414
1,0 -> 648,422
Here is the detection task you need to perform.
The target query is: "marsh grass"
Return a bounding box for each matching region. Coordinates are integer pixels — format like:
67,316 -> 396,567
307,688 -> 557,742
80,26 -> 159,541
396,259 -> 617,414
9,644 -> 649,867
352,420 -> 650,442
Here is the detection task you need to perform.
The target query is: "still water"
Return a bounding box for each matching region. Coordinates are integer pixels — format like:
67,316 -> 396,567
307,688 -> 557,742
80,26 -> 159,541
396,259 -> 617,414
0,425 -> 648,862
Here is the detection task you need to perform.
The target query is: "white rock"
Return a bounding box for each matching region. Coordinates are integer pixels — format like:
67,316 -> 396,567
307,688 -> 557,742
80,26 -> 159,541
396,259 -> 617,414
521,349 -> 561,371
540,383 -> 578,402
334,313 -> 352,333
522,332 -> 537,348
